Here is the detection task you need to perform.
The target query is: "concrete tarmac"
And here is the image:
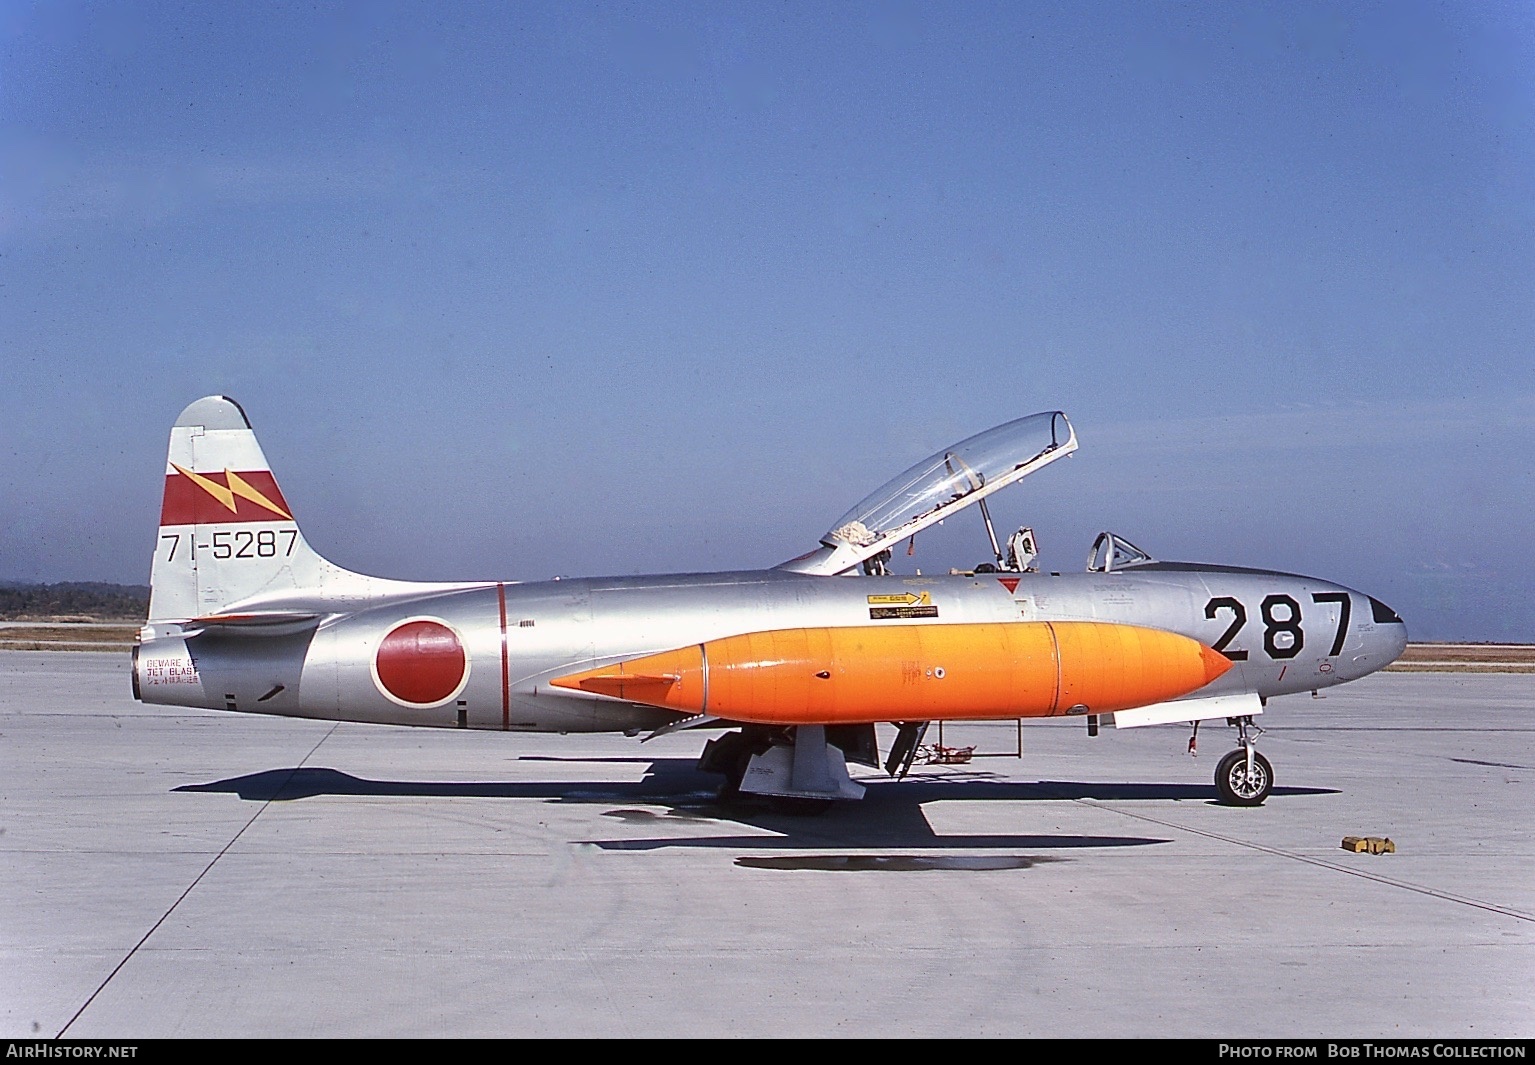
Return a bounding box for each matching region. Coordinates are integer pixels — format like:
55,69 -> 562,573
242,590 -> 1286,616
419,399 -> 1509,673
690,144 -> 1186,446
2,650 -> 1531,1038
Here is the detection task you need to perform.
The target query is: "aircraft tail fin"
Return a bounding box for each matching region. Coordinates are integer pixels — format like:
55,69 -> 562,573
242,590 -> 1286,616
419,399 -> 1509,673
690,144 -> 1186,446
149,396 -> 337,621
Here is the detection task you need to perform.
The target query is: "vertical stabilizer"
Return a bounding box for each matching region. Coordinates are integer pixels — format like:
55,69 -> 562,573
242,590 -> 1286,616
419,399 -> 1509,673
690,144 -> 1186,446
149,396 -> 472,623
150,396 -> 322,620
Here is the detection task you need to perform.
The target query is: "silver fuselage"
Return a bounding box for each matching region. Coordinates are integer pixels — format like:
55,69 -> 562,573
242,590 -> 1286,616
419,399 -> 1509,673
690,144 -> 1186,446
135,563 -> 1407,732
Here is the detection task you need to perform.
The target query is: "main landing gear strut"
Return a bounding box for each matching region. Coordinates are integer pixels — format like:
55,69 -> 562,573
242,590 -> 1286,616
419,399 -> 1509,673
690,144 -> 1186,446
699,724 -> 873,813
701,722 -> 942,813
701,715 -> 1277,811
1214,714 -> 1272,806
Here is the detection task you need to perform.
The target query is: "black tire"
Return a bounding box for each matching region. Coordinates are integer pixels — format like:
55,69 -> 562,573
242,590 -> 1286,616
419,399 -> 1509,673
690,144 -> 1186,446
1215,749 -> 1273,806
716,746 -> 753,803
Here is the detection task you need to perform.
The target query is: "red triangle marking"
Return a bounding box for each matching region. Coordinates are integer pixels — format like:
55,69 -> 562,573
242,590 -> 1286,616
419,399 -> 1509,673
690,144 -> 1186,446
998,577 -> 1020,594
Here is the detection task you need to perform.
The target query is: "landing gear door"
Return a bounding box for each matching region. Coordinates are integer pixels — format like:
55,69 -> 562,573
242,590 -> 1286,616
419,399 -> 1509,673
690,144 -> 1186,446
780,412 -> 1078,576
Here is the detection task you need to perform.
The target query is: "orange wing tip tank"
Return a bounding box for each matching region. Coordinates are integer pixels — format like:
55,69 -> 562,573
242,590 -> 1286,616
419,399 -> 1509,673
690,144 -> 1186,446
551,620 -> 1231,725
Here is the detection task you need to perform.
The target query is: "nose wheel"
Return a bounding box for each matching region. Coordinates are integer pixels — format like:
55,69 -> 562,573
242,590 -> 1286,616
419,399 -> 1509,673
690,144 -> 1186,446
1215,747 -> 1273,805
1214,715 -> 1272,806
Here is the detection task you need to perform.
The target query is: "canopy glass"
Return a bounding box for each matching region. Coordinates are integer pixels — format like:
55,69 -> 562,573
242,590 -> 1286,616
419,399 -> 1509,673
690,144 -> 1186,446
782,411 -> 1076,575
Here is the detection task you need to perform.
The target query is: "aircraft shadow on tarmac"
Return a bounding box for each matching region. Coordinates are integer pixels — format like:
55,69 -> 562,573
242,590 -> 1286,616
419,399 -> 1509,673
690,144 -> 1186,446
174,758 -> 1336,855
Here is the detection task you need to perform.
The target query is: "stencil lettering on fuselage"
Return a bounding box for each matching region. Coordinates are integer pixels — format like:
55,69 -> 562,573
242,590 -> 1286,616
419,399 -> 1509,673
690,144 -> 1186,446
868,591 -> 938,620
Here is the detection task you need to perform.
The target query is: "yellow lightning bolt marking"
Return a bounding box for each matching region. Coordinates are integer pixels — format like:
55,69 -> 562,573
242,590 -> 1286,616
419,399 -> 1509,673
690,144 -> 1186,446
224,468 -> 293,519
171,463 -> 237,512
171,464 -> 292,520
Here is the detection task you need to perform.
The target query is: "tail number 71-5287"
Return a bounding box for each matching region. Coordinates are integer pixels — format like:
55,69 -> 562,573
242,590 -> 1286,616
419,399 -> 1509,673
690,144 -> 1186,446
158,529 -> 298,562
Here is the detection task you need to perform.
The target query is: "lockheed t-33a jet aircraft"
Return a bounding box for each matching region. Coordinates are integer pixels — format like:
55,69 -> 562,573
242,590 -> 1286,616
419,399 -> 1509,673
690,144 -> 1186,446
134,397 -> 1408,810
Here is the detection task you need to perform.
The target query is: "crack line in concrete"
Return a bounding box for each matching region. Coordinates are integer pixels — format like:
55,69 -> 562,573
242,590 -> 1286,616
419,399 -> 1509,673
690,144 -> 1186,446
56,724 -> 340,1037
1068,797 -> 1535,924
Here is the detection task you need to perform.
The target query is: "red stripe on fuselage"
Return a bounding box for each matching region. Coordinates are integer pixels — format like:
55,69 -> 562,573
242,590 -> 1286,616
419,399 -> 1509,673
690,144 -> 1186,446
497,582 -> 510,731
159,470 -> 292,525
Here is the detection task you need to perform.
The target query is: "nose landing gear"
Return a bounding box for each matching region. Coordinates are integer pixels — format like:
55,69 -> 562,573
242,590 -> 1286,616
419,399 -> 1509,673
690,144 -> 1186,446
1215,715 -> 1272,806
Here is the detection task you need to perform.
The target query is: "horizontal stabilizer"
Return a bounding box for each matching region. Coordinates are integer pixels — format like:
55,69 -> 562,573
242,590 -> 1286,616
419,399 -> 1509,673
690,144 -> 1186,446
183,611 -> 324,637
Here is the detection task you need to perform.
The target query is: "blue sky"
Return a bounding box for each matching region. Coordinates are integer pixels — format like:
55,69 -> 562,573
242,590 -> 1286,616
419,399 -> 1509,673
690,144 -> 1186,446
2,1 -> 1532,640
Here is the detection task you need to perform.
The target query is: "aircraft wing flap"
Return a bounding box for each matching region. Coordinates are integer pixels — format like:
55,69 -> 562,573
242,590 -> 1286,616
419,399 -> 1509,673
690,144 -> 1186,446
643,713 -> 723,741
1111,691 -> 1262,728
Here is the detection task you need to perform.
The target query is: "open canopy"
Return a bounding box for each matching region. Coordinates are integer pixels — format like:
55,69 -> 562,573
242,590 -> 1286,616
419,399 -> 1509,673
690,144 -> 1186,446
780,411 -> 1077,576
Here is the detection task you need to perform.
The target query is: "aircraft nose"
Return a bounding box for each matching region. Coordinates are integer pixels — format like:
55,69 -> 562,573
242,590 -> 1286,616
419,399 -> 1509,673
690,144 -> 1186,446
1365,595 -> 1408,668
1382,616 -> 1409,665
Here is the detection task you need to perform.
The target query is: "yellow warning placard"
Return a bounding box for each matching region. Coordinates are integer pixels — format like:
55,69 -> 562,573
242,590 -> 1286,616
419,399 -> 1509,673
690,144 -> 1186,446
867,592 -> 931,607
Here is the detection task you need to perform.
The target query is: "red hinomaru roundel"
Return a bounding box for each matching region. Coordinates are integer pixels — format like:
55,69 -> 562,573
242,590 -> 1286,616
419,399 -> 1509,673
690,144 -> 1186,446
371,618 -> 470,708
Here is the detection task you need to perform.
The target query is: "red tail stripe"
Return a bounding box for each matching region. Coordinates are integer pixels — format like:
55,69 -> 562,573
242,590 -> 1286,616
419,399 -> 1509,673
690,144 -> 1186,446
159,470 -> 293,525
